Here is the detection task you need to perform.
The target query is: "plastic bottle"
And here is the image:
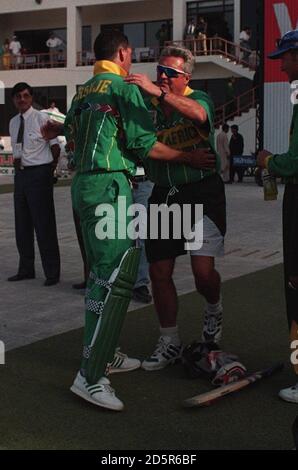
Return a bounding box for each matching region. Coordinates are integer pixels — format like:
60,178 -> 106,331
263,169 -> 278,201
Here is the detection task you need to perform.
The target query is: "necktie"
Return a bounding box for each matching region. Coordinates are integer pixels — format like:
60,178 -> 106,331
17,115 -> 24,145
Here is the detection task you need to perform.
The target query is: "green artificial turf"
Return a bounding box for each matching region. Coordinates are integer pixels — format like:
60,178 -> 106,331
0,264 -> 296,450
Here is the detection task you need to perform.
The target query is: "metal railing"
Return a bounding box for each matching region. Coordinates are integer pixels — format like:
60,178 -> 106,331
165,37 -> 257,70
0,36 -> 256,71
76,46 -> 165,66
214,86 -> 258,127
0,52 -> 67,70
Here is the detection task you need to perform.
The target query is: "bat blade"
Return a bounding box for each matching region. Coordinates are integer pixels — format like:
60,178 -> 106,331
182,362 -> 284,408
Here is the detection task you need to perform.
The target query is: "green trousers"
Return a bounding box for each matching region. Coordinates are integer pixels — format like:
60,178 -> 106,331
72,172 -> 134,375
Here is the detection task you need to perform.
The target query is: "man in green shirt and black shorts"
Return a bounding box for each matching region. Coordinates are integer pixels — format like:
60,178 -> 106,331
125,45 -> 226,370
258,30 -> 298,403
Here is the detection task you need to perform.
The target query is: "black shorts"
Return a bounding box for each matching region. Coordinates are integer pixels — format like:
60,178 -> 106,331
145,173 -> 226,263
283,184 -> 298,276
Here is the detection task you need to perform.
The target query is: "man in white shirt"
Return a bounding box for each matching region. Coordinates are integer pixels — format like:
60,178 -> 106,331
46,33 -> 63,67
8,82 -> 61,286
239,27 -> 251,61
216,124 -> 230,182
9,35 -> 22,69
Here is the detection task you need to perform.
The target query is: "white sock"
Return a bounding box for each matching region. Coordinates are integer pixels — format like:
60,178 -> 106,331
205,297 -> 223,315
160,326 -> 181,345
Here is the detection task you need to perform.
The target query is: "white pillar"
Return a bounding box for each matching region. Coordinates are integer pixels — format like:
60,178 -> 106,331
234,0 -> 241,43
67,5 -> 82,69
67,83 -> 77,110
173,0 -> 186,41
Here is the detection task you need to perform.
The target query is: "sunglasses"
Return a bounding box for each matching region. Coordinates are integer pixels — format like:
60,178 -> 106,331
157,65 -> 187,78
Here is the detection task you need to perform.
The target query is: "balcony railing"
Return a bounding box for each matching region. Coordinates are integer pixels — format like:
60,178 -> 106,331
165,37 -> 257,70
77,37 -> 257,70
215,86 -> 258,127
77,46 -> 165,66
0,52 -> 67,70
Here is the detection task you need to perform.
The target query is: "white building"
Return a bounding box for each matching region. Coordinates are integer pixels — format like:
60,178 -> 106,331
0,0 -> 257,151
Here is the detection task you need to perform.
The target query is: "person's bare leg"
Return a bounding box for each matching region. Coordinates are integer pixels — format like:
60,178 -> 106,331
191,255 -> 223,342
150,258 -> 177,327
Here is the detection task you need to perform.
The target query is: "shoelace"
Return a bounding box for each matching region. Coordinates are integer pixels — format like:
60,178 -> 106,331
101,383 -> 115,394
152,337 -> 170,357
205,311 -> 222,332
206,315 -> 217,332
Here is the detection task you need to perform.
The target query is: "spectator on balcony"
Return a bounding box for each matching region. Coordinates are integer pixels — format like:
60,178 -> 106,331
1,39 -> 11,70
46,32 -> 63,67
239,27 -> 252,61
9,35 -> 22,69
156,24 -> 168,51
216,124 -> 230,183
184,17 -> 197,51
196,17 -> 208,55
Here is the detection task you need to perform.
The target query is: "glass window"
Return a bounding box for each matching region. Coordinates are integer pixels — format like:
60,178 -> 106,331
124,23 -> 145,48
146,21 -> 172,47
15,28 -> 66,54
82,25 -> 91,52
187,0 -> 234,40
101,20 -> 172,49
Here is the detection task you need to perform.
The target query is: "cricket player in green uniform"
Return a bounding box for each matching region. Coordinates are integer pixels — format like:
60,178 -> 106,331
125,45 -> 226,371
43,32 -> 215,411
258,30 -> 298,403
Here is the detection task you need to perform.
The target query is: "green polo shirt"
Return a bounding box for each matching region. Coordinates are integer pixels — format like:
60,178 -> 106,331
143,87 -> 220,187
267,104 -> 298,184
64,60 -> 157,175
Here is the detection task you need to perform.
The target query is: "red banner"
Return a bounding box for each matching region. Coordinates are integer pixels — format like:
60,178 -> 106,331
264,0 -> 298,83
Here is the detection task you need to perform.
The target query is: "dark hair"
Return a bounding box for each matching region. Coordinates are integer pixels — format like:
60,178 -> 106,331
11,82 -> 33,97
94,31 -> 129,60
222,124 -> 229,132
231,124 -> 238,131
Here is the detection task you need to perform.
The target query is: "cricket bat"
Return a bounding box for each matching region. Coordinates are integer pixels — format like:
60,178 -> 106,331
182,362 -> 284,408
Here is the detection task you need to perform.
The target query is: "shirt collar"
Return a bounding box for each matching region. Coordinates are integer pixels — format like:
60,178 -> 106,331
20,106 -> 34,120
93,60 -> 127,77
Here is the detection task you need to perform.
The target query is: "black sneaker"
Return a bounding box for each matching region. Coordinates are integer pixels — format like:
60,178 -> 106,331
132,286 -> 152,304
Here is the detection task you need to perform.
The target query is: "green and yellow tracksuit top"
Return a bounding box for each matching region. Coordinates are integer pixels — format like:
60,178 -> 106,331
64,60 -> 157,174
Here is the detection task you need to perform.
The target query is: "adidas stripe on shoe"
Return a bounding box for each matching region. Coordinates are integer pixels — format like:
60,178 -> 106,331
109,348 -> 141,374
70,372 -> 124,411
142,336 -> 182,371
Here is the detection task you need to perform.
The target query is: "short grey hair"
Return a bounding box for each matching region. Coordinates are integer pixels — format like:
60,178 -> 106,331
160,45 -> 195,74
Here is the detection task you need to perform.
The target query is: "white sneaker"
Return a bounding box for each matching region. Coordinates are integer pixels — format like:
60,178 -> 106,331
142,336 -> 182,371
278,382 -> 298,403
109,348 -> 141,374
202,309 -> 223,343
70,372 -> 124,411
